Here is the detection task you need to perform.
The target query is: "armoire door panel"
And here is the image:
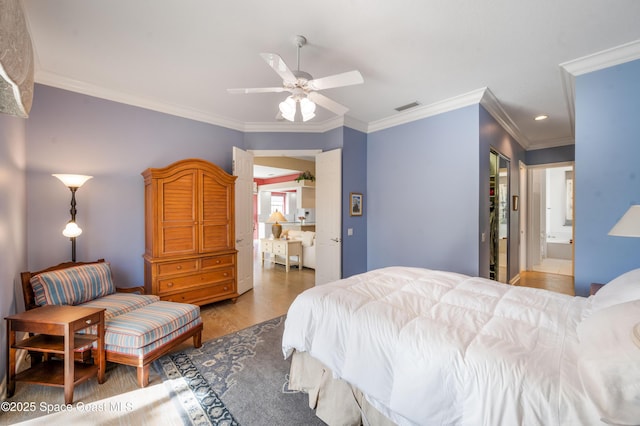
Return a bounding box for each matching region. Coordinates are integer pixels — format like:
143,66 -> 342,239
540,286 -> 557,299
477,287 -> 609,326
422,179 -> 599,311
157,170 -> 197,257
201,225 -> 232,252
162,225 -> 198,254
160,172 -> 197,222
201,175 -> 231,222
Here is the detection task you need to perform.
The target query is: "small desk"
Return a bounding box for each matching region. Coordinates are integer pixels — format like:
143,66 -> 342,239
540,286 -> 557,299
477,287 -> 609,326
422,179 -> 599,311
6,305 -> 106,404
260,239 -> 303,272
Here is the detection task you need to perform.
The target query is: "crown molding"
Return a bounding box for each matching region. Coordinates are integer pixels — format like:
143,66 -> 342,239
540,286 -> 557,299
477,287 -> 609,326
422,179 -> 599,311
479,88 -> 530,150
242,115 -> 344,133
343,115 -> 369,133
560,39 -> 640,142
560,39 -> 640,77
366,88 -> 487,133
36,69 -> 551,147
526,136 -> 575,151
35,70 -> 248,131
35,70 -> 369,134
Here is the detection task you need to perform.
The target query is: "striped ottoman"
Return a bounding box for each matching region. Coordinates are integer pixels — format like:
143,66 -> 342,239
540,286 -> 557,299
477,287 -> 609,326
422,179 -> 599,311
105,301 -> 202,357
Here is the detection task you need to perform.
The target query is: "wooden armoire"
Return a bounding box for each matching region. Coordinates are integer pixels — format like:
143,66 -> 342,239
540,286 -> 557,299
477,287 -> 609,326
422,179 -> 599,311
142,158 -> 238,305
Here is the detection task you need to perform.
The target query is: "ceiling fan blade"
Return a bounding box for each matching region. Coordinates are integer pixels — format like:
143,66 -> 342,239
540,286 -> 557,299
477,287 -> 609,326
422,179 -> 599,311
308,70 -> 363,91
227,87 -> 287,94
308,92 -> 349,116
260,53 -> 297,83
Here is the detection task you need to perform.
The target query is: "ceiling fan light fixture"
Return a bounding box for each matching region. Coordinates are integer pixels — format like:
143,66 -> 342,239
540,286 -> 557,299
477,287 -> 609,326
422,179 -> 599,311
300,97 -> 316,114
279,96 -> 296,121
300,97 -> 316,121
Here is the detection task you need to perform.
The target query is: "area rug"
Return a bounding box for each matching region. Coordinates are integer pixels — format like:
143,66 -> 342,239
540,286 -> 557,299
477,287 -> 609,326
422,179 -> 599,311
155,316 -> 325,426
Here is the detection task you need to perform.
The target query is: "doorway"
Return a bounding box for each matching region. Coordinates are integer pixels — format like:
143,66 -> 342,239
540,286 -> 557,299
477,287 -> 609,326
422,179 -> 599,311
526,163 -> 574,276
235,147 -> 343,293
489,149 -> 510,283
250,151 -> 320,285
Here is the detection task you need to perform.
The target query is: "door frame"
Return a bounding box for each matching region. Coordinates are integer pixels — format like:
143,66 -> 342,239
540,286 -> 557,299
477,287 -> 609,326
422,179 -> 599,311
523,161 -> 575,274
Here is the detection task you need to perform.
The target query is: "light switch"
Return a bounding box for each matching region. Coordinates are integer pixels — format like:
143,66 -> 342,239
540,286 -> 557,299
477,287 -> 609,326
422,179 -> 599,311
347,228 -> 353,236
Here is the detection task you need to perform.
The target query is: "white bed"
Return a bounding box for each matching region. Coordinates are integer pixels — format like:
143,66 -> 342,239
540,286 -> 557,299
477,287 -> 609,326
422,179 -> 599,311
282,266 -> 640,426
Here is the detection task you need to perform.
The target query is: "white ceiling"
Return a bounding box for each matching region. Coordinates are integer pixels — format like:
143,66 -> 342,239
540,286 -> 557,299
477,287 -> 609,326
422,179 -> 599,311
253,164 -> 300,179
21,1 -> 640,150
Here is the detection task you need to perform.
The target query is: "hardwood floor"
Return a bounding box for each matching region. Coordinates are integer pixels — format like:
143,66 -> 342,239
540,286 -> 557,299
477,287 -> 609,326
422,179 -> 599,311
175,255 -> 315,349
516,270 -> 575,296
181,258 -> 575,350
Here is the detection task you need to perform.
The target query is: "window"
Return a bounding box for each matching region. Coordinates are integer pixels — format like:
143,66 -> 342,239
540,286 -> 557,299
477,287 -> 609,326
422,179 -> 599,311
271,193 -> 286,214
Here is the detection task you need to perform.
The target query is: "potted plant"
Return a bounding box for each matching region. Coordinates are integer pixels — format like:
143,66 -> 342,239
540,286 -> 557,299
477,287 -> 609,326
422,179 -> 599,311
295,171 -> 315,182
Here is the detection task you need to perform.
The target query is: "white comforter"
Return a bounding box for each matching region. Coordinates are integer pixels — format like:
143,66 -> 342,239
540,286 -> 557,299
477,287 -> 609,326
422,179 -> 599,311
282,267 -> 603,426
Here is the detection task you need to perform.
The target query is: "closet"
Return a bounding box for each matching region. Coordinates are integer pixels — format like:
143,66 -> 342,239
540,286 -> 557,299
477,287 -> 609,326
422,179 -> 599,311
142,158 -> 238,305
489,150 -> 510,283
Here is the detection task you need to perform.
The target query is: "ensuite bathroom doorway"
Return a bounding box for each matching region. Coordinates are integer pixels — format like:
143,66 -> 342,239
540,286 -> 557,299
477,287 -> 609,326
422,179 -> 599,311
526,163 -> 574,276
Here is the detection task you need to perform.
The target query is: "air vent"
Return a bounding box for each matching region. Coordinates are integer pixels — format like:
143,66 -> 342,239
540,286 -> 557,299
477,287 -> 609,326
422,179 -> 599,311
394,101 -> 420,112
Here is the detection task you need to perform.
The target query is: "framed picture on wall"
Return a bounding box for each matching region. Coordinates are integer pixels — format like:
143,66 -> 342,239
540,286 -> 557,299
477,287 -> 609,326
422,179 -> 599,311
350,192 -> 363,216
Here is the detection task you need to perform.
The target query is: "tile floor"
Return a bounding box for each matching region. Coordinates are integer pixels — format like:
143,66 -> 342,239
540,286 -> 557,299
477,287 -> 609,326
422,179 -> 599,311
532,257 -> 573,276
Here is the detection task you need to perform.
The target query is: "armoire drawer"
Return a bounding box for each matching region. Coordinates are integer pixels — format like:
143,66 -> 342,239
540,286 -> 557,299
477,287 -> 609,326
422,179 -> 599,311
156,259 -> 199,276
158,268 -> 234,293
161,282 -> 236,304
201,254 -> 235,270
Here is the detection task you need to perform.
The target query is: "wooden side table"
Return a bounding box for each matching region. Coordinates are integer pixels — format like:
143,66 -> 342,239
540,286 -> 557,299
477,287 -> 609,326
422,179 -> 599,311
6,305 -> 106,404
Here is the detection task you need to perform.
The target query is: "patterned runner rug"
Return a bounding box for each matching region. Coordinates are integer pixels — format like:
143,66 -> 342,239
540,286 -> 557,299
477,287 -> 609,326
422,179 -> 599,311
155,316 -> 325,425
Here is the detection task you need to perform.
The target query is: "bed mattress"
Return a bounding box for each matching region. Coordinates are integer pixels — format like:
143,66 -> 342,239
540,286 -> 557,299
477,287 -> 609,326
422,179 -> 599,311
282,266 -> 603,425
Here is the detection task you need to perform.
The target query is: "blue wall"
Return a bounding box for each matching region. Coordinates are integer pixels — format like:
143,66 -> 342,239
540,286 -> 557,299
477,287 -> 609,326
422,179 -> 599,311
243,129 -> 341,151
367,105 -> 481,276
0,113 -> 27,399
574,59 -> 640,296
525,145 -> 575,166
341,126 -> 367,277
25,84 -> 366,286
26,85 -> 243,285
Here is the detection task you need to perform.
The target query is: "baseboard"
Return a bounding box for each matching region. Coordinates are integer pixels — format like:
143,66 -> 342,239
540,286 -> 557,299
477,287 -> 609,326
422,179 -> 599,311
510,273 -> 521,286
0,374 -> 5,401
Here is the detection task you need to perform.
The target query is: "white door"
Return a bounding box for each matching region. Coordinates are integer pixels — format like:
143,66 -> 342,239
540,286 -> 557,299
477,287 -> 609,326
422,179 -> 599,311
233,147 -> 254,295
315,149 -> 342,285
519,161 -> 527,274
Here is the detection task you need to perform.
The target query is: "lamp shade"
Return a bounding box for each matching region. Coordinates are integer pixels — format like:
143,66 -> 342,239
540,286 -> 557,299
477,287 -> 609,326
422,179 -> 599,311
267,211 -> 287,223
62,221 -> 82,238
279,96 -> 296,122
609,205 -> 640,237
300,97 -> 316,122
53,174 -> 93,188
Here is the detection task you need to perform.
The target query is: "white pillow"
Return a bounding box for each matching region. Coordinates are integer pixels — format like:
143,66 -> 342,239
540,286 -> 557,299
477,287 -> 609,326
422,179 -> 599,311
591,268 -> 640,311
576,300 -> 640,424
287,230 -> 302,240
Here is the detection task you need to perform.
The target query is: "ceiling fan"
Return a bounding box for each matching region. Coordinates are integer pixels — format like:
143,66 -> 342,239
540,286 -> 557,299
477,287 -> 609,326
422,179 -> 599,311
227,35 -> 364,122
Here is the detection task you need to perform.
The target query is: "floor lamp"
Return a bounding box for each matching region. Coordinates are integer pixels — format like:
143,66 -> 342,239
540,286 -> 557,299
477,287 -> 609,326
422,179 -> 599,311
53,174 -> 93,262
